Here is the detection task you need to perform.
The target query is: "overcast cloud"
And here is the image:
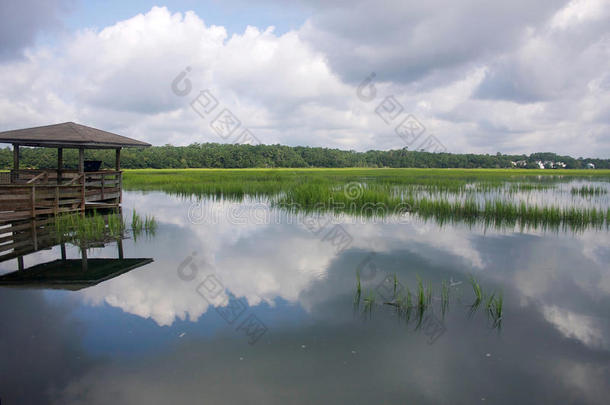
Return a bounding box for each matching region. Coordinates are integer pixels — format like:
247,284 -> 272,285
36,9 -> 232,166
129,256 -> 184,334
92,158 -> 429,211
0,0 -> 608,156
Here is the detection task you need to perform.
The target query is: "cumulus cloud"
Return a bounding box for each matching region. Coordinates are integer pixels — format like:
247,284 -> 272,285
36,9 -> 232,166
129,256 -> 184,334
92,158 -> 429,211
542,305 -> 608,349
298,0 -> 569,83
75,193 -> 503,326
0,2 -> 608,156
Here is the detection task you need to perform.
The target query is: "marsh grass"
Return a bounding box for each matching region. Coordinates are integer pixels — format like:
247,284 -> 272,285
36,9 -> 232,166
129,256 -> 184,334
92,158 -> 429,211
356,273 -> 504,331
468,275 -> 483,314
470,275 -> 483,302
363,290 -> 376,316
393,273 -> 398,297
491,293 -> 503,326
571,185 -> 607,196
416,276 -> 427,311
124,168 -> 610,231
54,210 -> 125,245
54,209 -> 155,246
441,280 -> 449,316
131,210 -> 143,232
130,209 -> 157,240
354,271 -> 362,306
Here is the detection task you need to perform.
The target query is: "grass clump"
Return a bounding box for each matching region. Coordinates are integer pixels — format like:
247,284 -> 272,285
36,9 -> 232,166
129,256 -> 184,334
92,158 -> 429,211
571,185 -> 607,196
469,275 -> 483,309
130,209 -> 157,240
363,290 -> 376,315
54,210 -> 125,245
354,273 -> 505,331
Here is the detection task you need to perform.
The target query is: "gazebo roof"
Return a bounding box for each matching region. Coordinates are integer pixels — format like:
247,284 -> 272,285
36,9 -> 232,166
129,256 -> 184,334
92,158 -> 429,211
0,122 -> 151,149
0,258 -> 154,290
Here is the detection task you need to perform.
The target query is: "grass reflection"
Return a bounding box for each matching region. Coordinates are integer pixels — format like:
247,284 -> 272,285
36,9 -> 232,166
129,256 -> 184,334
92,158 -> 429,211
354,273 -> 504,334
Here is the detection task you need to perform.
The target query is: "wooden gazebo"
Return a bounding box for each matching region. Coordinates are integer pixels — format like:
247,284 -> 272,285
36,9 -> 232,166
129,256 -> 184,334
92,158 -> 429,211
0,122 -> 150,222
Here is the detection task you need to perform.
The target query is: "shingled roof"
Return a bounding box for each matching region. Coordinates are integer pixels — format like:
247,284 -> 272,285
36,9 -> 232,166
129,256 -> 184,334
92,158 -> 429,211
0,122 -> 151,148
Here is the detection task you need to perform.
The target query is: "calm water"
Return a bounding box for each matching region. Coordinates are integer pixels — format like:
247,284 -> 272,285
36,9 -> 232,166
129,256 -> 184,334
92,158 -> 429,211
1,187 -> 610,404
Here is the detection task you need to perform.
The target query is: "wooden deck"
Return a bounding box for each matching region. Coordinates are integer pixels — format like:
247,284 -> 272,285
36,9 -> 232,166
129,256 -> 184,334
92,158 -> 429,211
0,169 -> 122,224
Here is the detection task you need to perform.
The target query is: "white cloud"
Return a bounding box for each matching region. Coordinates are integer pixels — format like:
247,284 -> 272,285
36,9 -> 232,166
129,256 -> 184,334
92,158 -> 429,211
0,3 -> 608,156
542,305 -> 607,349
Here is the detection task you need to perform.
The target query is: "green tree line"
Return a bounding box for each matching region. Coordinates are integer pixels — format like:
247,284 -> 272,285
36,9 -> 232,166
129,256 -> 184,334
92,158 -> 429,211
1,143 -> 608,169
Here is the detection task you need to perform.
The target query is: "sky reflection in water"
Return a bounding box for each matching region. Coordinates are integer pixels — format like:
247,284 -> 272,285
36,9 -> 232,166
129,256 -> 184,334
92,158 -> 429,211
1,190 -> 609,404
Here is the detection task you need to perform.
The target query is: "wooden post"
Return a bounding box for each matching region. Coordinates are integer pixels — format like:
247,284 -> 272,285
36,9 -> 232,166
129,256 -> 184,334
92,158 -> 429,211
117,238 -> 124,259
118,172 -> 122,204
116,148 -> 122,204
80,176 -> 86,217
115,148 -> 121,171
18,256 -> 24,271
79,148 -> 85,216
61,243 -> 66,260
57,147 -> 63,184
81,246 -> 88,272
78,148 -> 85,173
12,144 -> 19,183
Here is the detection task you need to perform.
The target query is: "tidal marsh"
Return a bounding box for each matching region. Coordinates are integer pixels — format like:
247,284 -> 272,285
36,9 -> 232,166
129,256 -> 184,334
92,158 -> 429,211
123,168 -> 610,231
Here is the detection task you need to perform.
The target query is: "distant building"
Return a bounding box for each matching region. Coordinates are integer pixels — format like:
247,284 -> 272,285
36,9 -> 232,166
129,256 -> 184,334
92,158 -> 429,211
585,162 -> 595,169
535,161 -> 545,169
511,160 -> 527,168
542,161 -> 566,169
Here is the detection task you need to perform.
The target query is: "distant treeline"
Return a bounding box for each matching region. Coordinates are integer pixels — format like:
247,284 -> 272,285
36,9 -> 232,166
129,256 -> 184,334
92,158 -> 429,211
1,143 -> 608,169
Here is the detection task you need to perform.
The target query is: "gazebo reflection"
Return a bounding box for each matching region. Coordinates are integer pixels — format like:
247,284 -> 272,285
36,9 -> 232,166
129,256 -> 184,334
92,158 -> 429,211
0,216 -> 153,291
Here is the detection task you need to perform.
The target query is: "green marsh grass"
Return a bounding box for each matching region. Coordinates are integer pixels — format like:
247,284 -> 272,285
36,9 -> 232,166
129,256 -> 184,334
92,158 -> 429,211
54,210 -> 125,245
441,280 -> 449,316
130,209 -> 158,240
571,185 -> 607,196
355,274 -> 504,330
469,275 -> 483,309
363,290 -> 376,315
354,271 -> 362,306
123,168 -> 610,231
491,293 -> 504,326
416,276 -> 427,311
393,273 -> 398,297
54,209 -> 155,246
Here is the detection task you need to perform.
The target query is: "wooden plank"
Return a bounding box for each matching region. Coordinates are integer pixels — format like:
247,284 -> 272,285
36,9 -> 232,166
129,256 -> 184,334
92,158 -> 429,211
0,238 -> 33,253
0,218 -> 54,233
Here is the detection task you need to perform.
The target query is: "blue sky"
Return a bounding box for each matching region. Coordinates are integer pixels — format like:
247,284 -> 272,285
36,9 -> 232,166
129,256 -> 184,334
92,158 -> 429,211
64,0 -> 308,36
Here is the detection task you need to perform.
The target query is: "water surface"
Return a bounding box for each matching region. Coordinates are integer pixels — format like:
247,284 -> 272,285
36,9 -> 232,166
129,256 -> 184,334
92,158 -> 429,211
1,186 -> 609,404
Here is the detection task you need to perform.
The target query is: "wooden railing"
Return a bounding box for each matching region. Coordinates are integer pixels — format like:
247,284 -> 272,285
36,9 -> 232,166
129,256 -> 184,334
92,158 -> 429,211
0,218 -> 57,262
0,172 -> 10,185
11,169 -> 86,184
0,170 -> 122,223
0,214 -> 125,263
